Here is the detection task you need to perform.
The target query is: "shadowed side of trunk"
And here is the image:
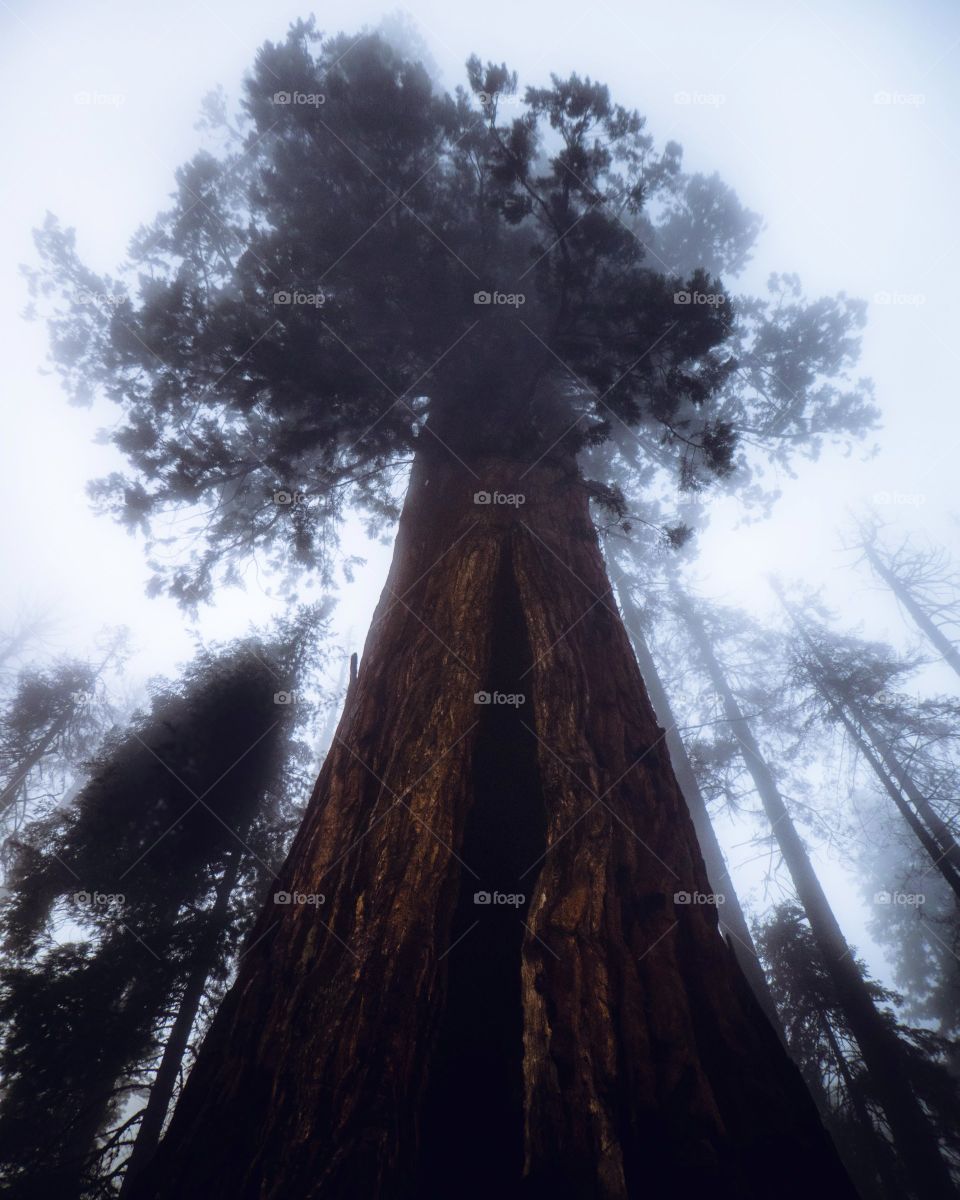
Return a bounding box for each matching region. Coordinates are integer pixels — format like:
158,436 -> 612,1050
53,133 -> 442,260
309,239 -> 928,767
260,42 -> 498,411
130,449 -> 855,1200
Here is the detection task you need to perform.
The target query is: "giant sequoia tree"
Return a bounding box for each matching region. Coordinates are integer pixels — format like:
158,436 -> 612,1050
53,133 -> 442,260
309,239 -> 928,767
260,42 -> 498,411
28,22 -> 882,1199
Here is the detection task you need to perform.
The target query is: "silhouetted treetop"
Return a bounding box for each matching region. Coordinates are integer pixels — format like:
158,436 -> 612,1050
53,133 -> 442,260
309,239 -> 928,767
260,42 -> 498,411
27,21 -> 877,606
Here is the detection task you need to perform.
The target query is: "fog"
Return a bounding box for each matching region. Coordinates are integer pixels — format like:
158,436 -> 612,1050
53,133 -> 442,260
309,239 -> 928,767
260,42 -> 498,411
1,2 -> 959,1191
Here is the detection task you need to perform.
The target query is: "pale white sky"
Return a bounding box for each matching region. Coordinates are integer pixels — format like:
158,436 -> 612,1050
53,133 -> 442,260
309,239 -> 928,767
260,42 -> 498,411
1,0 -> 958,988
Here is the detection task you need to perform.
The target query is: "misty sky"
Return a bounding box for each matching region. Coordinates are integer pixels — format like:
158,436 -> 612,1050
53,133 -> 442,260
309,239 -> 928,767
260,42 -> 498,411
2,0 -> 958,986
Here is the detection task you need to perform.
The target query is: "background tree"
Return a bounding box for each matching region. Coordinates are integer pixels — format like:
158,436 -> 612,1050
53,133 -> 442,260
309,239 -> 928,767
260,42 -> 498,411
606,541 -> 784,1034
773,590 -> 960,1042
0,602 -> 331,1199
756,903 -> 960,1199
0,630 -> 128,834
670,578 -> 957,1195
851,522 -> 960,680
776,587 -> 960,897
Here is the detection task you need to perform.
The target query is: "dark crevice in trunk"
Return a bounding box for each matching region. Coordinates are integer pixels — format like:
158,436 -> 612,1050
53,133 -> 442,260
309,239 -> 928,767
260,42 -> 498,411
417,536 -> 546,1200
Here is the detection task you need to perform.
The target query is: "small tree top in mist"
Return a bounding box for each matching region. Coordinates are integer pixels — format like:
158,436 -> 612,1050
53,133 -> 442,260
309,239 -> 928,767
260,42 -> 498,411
26,21 -> 878,607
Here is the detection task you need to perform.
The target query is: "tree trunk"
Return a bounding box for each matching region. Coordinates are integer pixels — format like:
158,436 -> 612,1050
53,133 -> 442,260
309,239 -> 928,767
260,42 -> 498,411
130,450 -> 854,1200
777,590 -> 960,891
608,561 -> 784,1037
674,585 -> 956,1199
0,713 -> 70,818
818,692 -> 960,902
32,965 -> 165,1199
119,848 -> 244,1195
865,545 -> 960,681
845,705 -> 960,880
821,1018 -> 905,1200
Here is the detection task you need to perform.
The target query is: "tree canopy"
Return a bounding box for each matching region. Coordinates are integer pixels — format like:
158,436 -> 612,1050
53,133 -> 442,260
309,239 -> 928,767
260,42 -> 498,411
26,21 -> 877,608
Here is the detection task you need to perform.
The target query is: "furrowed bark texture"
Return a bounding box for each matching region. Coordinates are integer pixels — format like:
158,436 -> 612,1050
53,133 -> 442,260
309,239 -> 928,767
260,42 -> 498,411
131,452 -> 854,1200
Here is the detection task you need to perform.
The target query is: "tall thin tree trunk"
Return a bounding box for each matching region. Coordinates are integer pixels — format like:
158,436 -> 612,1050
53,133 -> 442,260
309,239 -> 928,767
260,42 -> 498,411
837,696 -> 960,870
608,561 -> 784,1037
44,966 -> 166,1199
119,848 -> 244,1195
776,589 -> 960,887
865,545 -> 960,681
0,713 -> 70,818
844,704 -> 960,878
820,1018 -> 904,1200
674,584 -> 956,1199
130,451 -> 853,1200
812,688 -> 960,902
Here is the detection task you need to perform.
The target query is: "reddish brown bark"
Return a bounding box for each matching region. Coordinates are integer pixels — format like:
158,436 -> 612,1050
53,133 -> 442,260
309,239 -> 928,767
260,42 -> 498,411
130,450 -> 854,1200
